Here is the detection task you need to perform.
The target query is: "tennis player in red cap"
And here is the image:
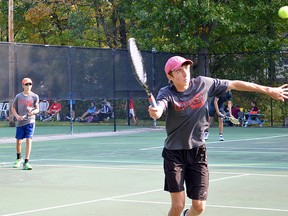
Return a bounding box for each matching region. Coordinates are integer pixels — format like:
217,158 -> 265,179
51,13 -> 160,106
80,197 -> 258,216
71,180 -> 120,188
11,77 -> 39,170
148,56 -> 288,216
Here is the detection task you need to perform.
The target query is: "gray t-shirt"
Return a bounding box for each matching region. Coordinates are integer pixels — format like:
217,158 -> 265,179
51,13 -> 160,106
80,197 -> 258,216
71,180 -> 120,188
157,76 -> 228,150
13,91 -> 39,127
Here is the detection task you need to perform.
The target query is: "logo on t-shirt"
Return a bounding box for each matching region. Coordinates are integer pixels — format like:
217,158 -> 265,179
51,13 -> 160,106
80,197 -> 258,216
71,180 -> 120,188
174,92 -> 205,111
19,99 -> 34,107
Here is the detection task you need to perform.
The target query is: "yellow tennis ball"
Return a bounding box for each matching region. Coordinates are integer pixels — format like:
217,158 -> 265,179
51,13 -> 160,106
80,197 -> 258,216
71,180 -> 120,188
278,6 -> 288,19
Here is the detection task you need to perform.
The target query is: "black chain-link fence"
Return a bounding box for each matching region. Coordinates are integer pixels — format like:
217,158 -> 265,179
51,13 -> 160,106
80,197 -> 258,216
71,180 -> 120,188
0,42 -> 287,126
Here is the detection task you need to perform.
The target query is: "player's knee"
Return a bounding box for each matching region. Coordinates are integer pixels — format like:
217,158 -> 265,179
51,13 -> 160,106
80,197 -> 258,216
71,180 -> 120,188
192,203 -> 205,215
171,202 -> 185,214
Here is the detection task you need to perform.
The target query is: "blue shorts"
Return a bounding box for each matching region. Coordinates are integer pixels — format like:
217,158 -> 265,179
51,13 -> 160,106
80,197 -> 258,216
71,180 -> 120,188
15,123 -> 35,140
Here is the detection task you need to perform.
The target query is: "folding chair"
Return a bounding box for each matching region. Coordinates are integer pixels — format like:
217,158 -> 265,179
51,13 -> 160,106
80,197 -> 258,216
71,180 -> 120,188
0,102 -> 9,120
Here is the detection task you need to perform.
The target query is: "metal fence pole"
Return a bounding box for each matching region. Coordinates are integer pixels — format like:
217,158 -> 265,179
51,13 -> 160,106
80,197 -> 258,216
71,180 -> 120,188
68,47 -> 73,134
152,47 -> 157,128
112,49 -> 117,132
269,51 -> 274,126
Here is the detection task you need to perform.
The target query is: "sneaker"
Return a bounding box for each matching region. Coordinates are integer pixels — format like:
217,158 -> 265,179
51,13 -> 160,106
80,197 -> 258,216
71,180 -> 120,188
23,162 -> 33,170
204,132 -> 209,140
183,209 -> 189,216
66,116 -> 74,120
219,135 -> 224,141
13,158 -> 23,168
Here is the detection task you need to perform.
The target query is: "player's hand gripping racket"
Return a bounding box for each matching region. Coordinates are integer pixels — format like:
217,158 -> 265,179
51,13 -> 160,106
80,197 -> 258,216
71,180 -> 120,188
22,107 -> 35,119
224,116 -> 240,125
128,38 -> 157,107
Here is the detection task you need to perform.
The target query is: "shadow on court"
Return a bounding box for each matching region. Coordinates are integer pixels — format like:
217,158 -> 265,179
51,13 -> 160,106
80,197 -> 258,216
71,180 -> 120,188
0,127 -> 287,216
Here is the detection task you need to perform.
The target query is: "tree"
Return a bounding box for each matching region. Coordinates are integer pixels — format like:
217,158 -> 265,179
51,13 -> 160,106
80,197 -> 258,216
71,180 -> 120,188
126,0 -> 287,75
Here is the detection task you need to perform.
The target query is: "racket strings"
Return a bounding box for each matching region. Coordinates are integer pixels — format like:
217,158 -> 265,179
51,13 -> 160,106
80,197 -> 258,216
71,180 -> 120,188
130,51 -> 146,83
229,117 -> 240,125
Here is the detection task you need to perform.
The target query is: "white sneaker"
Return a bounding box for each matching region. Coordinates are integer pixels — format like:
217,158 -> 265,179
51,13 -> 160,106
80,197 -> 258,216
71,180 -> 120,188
204,132 -> 209,140
219,135 -> 224,141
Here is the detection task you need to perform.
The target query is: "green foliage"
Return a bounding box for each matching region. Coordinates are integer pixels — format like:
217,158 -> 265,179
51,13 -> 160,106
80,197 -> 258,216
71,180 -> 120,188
1,0 -> 287,51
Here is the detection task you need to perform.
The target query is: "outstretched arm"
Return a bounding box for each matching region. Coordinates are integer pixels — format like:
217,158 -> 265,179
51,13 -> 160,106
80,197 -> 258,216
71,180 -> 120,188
228,81 -> 288,102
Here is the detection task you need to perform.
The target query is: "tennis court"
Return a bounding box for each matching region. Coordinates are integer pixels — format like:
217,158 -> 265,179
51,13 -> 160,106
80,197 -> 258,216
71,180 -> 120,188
0,126 -> 287,216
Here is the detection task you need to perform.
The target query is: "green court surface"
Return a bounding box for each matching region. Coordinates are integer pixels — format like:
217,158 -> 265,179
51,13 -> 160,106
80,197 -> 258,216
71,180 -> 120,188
0,127 -> 287,216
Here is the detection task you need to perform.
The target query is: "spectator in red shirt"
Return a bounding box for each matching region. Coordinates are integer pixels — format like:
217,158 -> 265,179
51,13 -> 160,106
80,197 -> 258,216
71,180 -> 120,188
231,104 -> 241,119
46,100 -> 62,121
126,96 -> 138,125
249,101 -> 259,114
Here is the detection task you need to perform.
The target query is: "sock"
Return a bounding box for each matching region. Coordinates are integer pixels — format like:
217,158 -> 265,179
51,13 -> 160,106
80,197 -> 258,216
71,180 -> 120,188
17,153 -> 21,159
24,159 -> 29,164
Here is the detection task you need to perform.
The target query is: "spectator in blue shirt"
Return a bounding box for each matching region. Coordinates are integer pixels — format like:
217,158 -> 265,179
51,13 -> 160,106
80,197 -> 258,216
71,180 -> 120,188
80,101 -> 97,121
95,100 -> 112,122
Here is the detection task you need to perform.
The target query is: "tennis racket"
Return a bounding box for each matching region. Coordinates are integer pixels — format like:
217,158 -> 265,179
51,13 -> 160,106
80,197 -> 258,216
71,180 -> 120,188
22,107 -> 35,119
127,38 -> 157,107
224,116 -> 240,125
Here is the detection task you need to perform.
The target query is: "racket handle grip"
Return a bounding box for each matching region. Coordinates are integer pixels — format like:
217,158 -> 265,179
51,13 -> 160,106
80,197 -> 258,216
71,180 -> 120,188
148,94 -> 157,107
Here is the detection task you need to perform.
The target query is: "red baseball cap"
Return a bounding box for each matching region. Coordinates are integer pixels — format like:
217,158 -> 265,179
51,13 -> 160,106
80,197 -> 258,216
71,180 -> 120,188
22,77 -> 33,85
164,56 -> 193,74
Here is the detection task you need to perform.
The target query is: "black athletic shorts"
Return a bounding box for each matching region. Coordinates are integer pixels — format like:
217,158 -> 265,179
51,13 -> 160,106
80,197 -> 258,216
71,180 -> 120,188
209,105 -> 225,117
162,146 -> 209,200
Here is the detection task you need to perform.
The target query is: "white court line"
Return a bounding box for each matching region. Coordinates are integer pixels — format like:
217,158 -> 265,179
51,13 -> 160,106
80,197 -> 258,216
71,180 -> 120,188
9,162 -> 288,177
3,161 -> 288,177
207,146 -> 288,150
209,174 -> 249,182
206,204 -> 288,212
0,189 -> 162,216
1,172 -> 286,215
211,171 -> 288,178
0,128 -> 165,145
107,174 -> 288,212
107,199 -> 288,212
0,174 -> 248,216
209,164 -> 288,170
32,165 -> 288,176
38,164 -> 162,172
139,134 -> 288,151
2,157 -> 288,172
2,157 -> 288,171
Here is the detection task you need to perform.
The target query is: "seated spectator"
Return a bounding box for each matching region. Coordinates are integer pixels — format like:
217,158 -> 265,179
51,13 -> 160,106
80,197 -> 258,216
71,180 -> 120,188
94,101 -> 113,122
80,101 -> 97,121
248,101 -> 260,114
45,100 -> 62,121
231,104 -> 241,119
38,100 -> 49,121
103,98 -> 111,107
103,99 -> 114,117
